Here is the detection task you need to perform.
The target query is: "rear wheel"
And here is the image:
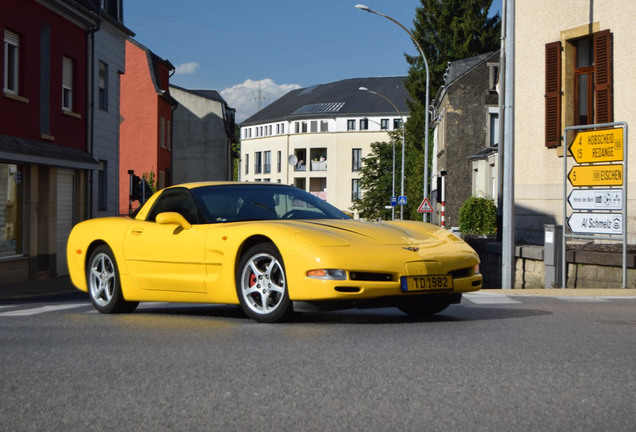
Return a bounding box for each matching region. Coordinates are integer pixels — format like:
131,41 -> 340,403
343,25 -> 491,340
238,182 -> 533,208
87,245 -> 138,313
236,243 -> 293,323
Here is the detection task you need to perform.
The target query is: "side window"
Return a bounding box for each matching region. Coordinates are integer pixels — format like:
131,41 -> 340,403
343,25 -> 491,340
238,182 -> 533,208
147,188 -> 199,224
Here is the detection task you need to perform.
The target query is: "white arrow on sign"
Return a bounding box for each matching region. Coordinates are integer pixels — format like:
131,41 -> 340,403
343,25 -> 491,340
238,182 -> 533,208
567,212 -> 623,235
567,189 -> 623,211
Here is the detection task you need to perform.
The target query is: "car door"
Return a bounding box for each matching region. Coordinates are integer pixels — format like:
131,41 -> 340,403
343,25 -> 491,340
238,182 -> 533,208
123,188 -> 207,293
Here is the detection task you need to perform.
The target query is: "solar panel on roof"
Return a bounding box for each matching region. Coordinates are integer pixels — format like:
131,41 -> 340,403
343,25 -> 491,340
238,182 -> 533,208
292,102 -> 345,115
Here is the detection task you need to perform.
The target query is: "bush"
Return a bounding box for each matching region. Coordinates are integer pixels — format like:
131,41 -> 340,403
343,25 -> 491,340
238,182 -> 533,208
458,196 -> 497,236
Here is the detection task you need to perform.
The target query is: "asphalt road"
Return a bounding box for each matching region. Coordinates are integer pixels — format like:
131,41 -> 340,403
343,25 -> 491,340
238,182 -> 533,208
1,292 -> 635,431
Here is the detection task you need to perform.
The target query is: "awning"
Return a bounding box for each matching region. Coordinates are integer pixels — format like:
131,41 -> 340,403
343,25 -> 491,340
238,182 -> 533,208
0,134 -> 99,170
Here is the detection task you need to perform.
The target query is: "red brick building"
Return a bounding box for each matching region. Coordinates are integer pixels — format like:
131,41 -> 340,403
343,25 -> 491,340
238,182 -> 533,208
119,38 -> 176,215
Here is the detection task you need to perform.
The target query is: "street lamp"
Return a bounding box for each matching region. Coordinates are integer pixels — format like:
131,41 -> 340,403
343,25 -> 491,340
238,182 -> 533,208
359,86 -> 405,220
355,4 -> 431,222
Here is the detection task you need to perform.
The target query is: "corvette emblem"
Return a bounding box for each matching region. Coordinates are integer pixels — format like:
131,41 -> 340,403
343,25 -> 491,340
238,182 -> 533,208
402,246 -> 420,252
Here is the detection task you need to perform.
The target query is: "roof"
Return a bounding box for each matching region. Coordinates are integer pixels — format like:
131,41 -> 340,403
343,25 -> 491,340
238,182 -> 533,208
170,85 -> 227,104
242,76 -> 410,126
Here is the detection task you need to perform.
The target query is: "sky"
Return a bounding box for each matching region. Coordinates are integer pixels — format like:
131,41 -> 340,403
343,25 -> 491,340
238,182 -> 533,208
125,0 -> 502,122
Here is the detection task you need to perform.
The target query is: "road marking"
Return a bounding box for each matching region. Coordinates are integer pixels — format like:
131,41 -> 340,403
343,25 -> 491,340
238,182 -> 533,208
463,293 -> 522,304
557,297 -> 610,303
0,303 -> 87,317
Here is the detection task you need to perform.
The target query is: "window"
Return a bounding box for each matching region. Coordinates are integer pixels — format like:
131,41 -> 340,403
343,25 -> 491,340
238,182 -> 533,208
545,30 -> 612,148
101,0 -> 122,21
167,120 -> 172,150
0,163 -> 23,257
98,160 -> 108,211
487,62 -> 499,92
352,179 -> 361,201
393,119 -> 402,130
488,108 -> 499,148
301,122 -> 308,133
277,151 -> 282,173
264,151 -> 271,174
320,121 -> 328,132
381,119 -> 389,130
245,154 -> 249,175
3,30 -> 19,95
159,117 -> 166,148
347,120 -> 356,131
352,148 -> 362,171
360,119 -> 369,130
295,122 -> 300,133
62,56 -> 74,111
310,121 -> 318,133
255,152 -> 262,174
98,61 -> 108,111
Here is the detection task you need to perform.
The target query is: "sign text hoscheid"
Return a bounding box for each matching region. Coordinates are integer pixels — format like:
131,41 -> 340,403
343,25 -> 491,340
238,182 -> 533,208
568,128 -> 624,163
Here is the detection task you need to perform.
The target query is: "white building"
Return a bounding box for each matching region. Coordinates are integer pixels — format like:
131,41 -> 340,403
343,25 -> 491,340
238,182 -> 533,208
240,77 -> 409,213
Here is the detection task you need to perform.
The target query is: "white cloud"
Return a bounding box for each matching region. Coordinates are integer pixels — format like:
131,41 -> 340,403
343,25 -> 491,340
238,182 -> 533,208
174,62 -> 199,75
221,78 -> 301,123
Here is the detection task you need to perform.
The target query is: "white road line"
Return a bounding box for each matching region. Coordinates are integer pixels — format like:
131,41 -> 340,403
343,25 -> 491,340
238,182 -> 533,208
0,303 -> 88,317
557,297 -> 610,302
463,293 -> 522,304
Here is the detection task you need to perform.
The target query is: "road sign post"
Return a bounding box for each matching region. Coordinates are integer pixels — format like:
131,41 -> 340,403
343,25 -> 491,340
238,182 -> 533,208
563,122 -> 628,288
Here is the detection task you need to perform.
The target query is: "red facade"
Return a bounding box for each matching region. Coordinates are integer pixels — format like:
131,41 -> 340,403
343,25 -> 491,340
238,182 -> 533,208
119,39 -> 175,215
1,0 -> 87,150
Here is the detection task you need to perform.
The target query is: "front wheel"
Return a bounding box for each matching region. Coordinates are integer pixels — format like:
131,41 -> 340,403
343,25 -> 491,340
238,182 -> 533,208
236,243 -> 293,323
87,245 -> 138,313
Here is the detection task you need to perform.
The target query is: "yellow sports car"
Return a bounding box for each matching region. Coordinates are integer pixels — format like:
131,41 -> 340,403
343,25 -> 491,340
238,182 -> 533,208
67,182 -> 482,322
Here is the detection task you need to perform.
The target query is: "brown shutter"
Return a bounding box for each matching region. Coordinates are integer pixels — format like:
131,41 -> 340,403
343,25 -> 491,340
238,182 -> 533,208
545,41 -> 562,148
593,30 -> 612,124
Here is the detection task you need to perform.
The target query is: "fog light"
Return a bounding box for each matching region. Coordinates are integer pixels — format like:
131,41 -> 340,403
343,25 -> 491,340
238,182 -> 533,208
307,269 -> 347,280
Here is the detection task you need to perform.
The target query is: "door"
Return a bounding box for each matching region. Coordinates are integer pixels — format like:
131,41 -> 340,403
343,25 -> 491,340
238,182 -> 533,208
56,169 -> 74,276
123,188 -> 207,293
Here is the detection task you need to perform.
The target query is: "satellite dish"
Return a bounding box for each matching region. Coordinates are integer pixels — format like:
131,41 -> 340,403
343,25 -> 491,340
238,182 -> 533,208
288,154 -> 298,166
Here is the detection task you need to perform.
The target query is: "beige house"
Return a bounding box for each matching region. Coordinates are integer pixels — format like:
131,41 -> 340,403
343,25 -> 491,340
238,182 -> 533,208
515,0 -> 636,244
240,77 -> 409,214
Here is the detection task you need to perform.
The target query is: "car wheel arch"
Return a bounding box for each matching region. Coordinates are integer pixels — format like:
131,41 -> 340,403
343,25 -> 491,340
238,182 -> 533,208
235,235 -> 276,271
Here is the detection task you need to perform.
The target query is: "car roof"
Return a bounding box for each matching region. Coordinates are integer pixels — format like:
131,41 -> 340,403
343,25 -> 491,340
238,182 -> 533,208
168,182 -> 294,190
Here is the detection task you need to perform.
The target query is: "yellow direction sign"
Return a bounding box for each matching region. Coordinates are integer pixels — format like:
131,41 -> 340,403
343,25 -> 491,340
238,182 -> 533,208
568,128 -> 624,163
568,164 -> 623,187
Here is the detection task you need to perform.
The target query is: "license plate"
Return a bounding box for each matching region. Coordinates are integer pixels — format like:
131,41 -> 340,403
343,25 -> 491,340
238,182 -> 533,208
400,275 -> 453,292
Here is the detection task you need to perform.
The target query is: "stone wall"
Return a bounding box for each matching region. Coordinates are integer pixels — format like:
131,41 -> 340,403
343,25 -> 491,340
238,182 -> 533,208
467,238 -> 636,288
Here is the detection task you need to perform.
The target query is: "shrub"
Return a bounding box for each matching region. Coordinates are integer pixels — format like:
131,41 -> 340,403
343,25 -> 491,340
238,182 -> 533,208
458,196 -> 497,236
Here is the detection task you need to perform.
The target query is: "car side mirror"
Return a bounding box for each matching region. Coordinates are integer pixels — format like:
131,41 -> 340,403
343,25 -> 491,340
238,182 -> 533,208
156,212 -> 192,230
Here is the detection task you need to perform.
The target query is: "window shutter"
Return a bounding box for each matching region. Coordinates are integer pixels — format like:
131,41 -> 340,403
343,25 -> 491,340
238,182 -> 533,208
63,57 -> 73,88
593,30 -> 612,124
545,41 -> 562,148
5,30 -> 19,46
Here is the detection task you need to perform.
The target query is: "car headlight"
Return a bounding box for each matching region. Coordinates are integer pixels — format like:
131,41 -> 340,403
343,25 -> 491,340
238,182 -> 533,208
307,269 -> 347,280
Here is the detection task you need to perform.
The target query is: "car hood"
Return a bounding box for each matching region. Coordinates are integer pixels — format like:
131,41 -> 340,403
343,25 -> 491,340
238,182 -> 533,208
288,219 -> 461,247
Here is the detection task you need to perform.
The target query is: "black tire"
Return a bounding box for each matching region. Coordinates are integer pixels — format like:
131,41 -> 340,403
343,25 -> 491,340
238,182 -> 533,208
236,243 -> 293,323
397,298 -> 452,317
86,245 -> 138,313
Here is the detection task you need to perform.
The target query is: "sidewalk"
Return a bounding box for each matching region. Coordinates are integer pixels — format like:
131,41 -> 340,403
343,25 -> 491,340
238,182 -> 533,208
0,276 -> 79,301
1,277 -> 635,301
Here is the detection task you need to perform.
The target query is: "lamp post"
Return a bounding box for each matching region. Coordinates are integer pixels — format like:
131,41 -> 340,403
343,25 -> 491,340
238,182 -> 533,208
355,4 -> 431,222
359,87 -> 405,220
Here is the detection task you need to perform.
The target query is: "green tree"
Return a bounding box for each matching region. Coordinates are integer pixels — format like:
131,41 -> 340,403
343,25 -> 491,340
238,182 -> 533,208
458,196 -> 497,235
351,135 -> 402,220
401,0 -> 501,219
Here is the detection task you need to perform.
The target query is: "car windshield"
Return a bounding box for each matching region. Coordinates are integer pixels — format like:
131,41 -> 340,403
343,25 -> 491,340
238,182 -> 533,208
190,184 -> 351,223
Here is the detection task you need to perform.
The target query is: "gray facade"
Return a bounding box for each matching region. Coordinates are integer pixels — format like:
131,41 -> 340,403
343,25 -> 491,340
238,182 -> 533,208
432,52 -> 500,228
89,17 -> 133,217
170,86 -> 235,183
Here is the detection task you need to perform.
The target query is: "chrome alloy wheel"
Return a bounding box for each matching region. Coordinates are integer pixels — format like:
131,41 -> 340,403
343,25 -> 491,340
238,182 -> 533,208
89,252 -> 116,308
240,252 -> 286,315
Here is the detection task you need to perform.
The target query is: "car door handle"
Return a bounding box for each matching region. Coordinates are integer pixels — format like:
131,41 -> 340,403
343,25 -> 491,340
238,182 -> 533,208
131,227 -> 144,235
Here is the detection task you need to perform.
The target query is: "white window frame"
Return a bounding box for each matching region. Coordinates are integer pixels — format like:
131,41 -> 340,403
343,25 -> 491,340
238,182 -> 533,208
62,56 -> 74,111
4,30 -> 19,95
